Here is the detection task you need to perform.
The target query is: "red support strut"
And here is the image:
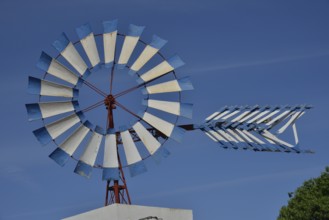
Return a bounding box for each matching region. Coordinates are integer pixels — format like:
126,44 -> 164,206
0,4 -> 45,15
104,95 -> 131,206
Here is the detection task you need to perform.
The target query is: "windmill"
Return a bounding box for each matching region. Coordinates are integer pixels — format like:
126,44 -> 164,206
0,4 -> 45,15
26,20 -> 312,213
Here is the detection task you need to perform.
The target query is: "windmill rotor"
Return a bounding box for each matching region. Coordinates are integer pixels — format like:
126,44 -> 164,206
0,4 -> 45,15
26,19 -> 313,207
26,20 -> 195,205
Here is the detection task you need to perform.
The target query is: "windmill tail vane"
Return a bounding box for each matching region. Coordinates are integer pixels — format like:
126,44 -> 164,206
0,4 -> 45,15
191,104 -> 313,153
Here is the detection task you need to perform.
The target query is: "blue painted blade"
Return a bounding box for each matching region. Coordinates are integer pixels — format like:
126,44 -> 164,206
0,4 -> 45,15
25,103 -> 42,121
103,19 -> 118,33
102,168 -> 120,181
128,24 -> 145,37
49,147 -> 70,167
150,35 -> 167,49
33,127 -> 52,146
76,23 -> 92,39
28,77 -> 41,95
128,161 -> 147,177
52,33 -> 70,53
170,126 -> 186,143
152,147 -> 171,165
74,161 -> 93,179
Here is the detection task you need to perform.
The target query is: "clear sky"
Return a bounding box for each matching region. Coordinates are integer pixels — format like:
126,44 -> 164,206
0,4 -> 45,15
1,0 -> 329,219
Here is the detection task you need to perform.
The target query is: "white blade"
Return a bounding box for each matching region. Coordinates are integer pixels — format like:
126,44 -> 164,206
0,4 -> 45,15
52,33 -> 89,75
137,55 -> 184,84
139,112 -> 174,138
120,127 -> 143,165
33,112 -> 84,146
60,121 -> 91,155
132,122 -> 161,155
142,77 -> 193,95
143,99 -> 193,119
130,35 -> 167,74
48,121 -> 92,167
28,77 -> 78,98
46,112 -> 83,139
103,130 -> 119,168
76,24 -> 100,68
117,24 -> 145,69
138,112 -> 185,142
26,101 -> 78,121
103,20 -> 118,68
79,127 -> 104,166
37,52 -> 80,85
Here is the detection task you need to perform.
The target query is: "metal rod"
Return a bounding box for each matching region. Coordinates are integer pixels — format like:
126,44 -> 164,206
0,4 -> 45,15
110,62 -> 116,94
115,101 -> 141,120
82,100 -> 104,113
83,80 -> 107,97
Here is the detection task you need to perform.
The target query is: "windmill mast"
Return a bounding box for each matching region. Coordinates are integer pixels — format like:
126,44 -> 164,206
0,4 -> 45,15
104,93 -> 131,205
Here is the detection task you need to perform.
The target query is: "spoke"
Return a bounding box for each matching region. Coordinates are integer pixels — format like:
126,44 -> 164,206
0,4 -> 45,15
114,73 -> 170,98
83,80 -> 108,97
82,100 -> 104,113
114,84 -> 142,98
109,63 -> 116,94
115,101 -> 141,120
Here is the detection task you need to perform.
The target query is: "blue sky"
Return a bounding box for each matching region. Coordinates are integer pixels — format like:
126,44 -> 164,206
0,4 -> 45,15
1,0 -> 329,219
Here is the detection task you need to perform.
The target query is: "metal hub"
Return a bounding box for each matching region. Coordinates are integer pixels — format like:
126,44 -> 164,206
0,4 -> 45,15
104,94 -> 116,110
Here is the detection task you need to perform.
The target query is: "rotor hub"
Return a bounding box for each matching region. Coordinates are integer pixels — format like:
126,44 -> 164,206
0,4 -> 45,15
104,94 -> 116,110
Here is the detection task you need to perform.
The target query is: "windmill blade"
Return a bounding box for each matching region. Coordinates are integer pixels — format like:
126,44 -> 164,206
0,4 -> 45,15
52,33 -> 90,76
131,122 -> 171,164
198,105 -> 312,153
49,121 -> 92,166
129,35 -> 168,75
28,76 -> 79,98
138,112 -> 185,143
76,23 -> 100,68
117,24 -> 145,69
120,126 -> 147,177
74,126 -> 104,178
33,111 -> 85,145
26,101 -> 79,121
142,77 -> 194,95
132,122 -> 161,154
142,99 -> 193,119
103,128 -> 120,181
103,19 -> 118,68
136,55 -> 184,84
37,52 -> 82,86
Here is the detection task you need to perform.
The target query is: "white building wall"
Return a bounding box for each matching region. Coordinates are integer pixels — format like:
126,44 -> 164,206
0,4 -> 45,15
63,204 -> 193,220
